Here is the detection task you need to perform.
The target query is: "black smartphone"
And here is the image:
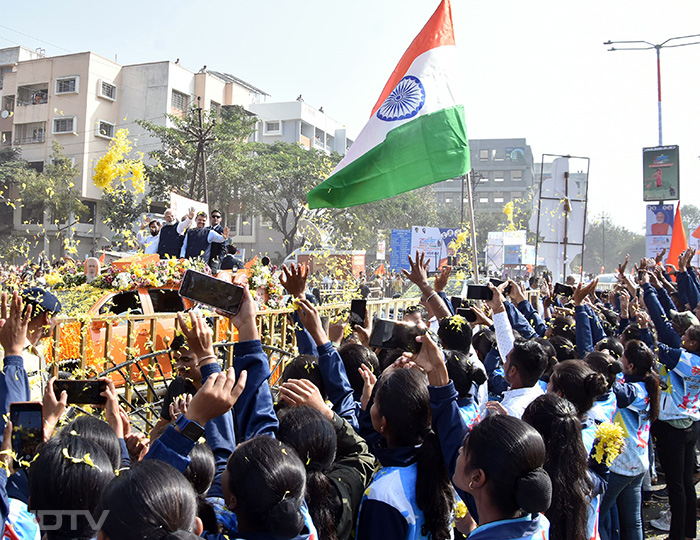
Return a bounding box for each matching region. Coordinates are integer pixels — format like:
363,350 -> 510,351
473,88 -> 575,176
450,296 -> 462,312
553,282 -> 574,297
53,379 -> 108,405
456,307 -> 477,323
350,299 -> 367,328
369,319 -> 426,353
179,269 -> 245,315
466,285 -> 493,301
10,402 -> 43,463
489,278 -> 512,295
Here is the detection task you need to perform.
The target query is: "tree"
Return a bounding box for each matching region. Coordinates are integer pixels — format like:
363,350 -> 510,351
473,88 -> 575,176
18,142 -> 87,257
239,141 -> 341,254
681,204 -> 700,238
580,213 -> 645,273
138,105 -> 257,211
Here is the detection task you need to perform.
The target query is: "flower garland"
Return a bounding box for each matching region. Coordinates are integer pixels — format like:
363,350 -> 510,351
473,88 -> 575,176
92,258 -> 210,291
247,262 -> 284,310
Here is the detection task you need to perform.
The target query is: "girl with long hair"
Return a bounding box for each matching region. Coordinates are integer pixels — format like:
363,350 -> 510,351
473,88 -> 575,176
357,367 -> 454,540
522,394 -> 597,540
598,340 -> 659,540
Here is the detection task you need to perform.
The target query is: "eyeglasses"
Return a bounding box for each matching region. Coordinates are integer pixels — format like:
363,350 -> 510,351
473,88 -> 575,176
211,215 -> 221,219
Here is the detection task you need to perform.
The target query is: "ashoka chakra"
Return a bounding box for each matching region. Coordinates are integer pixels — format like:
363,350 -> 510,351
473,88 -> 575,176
376,76 -> 426,122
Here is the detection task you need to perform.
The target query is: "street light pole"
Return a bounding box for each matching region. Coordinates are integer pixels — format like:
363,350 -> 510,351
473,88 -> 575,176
604,34 -> 700,146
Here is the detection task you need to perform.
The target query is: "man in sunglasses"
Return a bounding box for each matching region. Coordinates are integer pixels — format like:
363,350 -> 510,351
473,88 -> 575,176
208,210 -> 225,271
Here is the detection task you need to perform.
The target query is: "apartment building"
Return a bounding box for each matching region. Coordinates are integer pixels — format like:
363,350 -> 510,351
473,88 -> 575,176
0,46 -> 269,259
433,138 -> 536,215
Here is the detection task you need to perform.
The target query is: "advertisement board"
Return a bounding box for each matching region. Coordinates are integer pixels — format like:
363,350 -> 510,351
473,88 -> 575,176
643,145 -> 679,202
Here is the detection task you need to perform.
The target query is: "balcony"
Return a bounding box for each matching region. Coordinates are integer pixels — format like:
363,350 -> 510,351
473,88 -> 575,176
14,122 -> 46,145
16,84 -> 49,107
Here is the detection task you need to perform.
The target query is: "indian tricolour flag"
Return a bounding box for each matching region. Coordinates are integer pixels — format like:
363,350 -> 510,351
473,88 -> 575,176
307,0 -> 469,209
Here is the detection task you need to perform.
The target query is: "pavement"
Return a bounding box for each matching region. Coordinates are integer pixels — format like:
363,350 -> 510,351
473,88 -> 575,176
642,472 -> 700,540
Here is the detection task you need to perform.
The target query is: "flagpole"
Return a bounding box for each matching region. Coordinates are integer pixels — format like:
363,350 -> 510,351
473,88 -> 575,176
466,171 -> 479,282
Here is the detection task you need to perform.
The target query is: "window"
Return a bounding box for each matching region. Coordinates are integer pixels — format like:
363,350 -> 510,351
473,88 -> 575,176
479,149 -> 489,162
445,197 -> 453,204
15,122 -> 46,144
494,171 -> 504,182
99,291 -> 143,316
479,175 -> 488,182
53,116 -> 76,134
50,156 -> 75,167
210,101 -> 220,117
0,66 -> 13,90
80,200 -> 96,224
98,80 -> 117,101
512,171 -> 522,181
96,120 -> 115,139
264,121 -> 281,134
479,197 -> 489,204
494,196 -> 504,203
55,76 -> 79,94
149,289 -> 185,313
171,90 -> 188,113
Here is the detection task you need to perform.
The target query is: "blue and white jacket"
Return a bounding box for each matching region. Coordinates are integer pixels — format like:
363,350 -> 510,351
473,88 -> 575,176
467,513 -> 550,540
610,379 -> 651,476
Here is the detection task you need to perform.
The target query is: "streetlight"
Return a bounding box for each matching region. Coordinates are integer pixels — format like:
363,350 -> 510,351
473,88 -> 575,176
604,34 -> 700,145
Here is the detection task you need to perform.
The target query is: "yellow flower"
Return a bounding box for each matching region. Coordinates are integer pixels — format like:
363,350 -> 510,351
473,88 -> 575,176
454,500 -> 468,519
592,422 -> 624,466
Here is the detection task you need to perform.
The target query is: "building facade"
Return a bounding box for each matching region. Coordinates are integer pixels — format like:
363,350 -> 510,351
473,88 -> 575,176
433,138 -> 536,214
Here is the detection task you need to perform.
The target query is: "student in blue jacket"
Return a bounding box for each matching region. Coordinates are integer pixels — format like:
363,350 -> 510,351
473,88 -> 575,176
409,333 -> 552,540
356,367 -> 454,540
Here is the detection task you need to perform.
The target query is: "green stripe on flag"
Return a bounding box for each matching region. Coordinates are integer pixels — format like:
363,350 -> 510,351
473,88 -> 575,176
307,106 -> 470,209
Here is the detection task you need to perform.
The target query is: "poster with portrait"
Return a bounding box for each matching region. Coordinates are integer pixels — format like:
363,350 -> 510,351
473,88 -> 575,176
643,145 -> 679,202
646,204 -> 674,236
410,226 -> 443,272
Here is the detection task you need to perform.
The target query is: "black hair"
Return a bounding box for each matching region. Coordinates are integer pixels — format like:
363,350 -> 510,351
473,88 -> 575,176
471,329 -> 496,362
463,415 -> 551,516
534,337 -> 557,382
171,334 -> 187,351
338,343 -> 379,401
686,324 -> 700,345
621,323 -> 642,345
438,316 -> 473,354
29,435 -> 115,540
584,351 -> 623,390
444,350 -> 486,399
261,256 -> 271,266
522,394 -> 593,540
549,360 -> 608,417
623,340 -> 660,422
374,369 -> 453,540
595,336 -> 624,360
227,244 -> 238,255
598,308 -> 619,337
183,443 -> 218,535
403,304 -> 425,319
547,335 -> 577,361
210,209 -> 221,216
277,407 -> 341,540
548,316 -> 576,344
376,348 -> 405,373
280,355 -> 326,398
508,339 -> 548,387
99,460 -> 200,540
226,436 -> 306,539
62,415 -> 121,471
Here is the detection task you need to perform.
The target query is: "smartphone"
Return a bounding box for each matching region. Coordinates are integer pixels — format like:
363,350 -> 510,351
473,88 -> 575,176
10,402 -> 43,463
553,282 -> 574,297
489,278 -> 512,295
457,307 -> 477,323
466,285 -> 493,301
53,379 -> 107,405
349,299 -> 367,328
179,269 -> 245,315
369,319 -> 426,353
450,296 -> 463,312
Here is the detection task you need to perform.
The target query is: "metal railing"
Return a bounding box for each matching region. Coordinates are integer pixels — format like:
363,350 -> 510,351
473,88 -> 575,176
46,297 -> 419,431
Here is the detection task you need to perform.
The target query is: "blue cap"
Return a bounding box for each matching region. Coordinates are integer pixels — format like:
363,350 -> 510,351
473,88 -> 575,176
21,287 -> 62,314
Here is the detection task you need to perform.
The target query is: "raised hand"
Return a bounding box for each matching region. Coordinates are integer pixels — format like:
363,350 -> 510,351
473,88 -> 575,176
358,364 -> 377,411
184,368 -> 247,426
0,291 -> 31,357
279,378 -> 332,420
507,279 -> 526,304
176,311 -> 216,365
434,265 -> 452,293
655,248 -> 667,266
294,297 -> 327,346
402,251 -> 431,292
280,263 -> 309,298
618,254 -> 630,275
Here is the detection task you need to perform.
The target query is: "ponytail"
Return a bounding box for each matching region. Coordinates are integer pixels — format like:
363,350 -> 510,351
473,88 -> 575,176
623,340 -> 660,422
416,429 -> 454,540
550,360 -> 607,416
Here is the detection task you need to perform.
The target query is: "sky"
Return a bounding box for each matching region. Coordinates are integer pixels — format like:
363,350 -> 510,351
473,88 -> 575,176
3,0 -> 700,234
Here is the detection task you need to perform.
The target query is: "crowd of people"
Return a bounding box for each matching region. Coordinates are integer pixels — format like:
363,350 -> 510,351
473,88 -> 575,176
0,246 -> 699,540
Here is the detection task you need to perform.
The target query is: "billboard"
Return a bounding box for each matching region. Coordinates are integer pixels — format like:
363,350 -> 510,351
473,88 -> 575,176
645,203 -> 675,258
643,145 -> 679,202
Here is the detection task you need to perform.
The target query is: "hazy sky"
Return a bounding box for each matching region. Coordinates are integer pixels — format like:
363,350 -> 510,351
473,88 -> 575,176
3,0 -> 700,233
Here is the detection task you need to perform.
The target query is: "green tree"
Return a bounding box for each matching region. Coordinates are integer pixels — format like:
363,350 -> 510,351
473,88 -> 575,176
681,204 -> 700,237
17,142 -> 87,256
239,141 -> 341,254
581,213 -> 645,273
138,105 -> 257,211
